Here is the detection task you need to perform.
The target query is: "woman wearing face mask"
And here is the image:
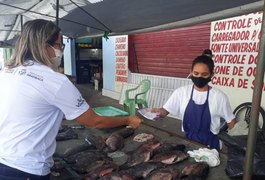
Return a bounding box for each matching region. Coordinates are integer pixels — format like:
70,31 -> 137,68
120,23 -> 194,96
0,19 -> 142,180
152,55 -> 236,150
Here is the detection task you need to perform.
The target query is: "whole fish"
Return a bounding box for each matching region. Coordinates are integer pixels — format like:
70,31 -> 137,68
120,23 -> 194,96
181,162 -> 209,179
146,168 -> 180,180
152,143 -> 186,156
105,133 -> 124,152
56,128 -> 78,141
98,172 -> 136,180
72,156 -> 113,174
121,162 -> 164,178
58,125 -> 70,133
64,150 -> 109,164
52,158 -> 68,171
124,139 -> 161,168
83,161 -> 119,179
85,133 -> 107,150
150,150 -> 189,165
114,127 -> 135,138
133,133 -> 154,142
54,143 -> 95,158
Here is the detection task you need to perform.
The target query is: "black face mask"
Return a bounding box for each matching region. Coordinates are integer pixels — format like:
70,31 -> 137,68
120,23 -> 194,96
191,76 -> 211,88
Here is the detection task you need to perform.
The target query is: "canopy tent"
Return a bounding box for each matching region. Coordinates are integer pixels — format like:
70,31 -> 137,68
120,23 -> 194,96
0,0 -> 263,45
0,0 -> 264,179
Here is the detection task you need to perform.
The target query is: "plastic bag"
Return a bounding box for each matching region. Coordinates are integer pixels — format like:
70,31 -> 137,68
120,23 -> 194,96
218,132 -> 265,178
187,148 -> 220,167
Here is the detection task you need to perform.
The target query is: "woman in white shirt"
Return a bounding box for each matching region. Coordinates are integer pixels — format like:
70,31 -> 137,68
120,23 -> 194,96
152,55 -> 236,150
0,19 -> 142,180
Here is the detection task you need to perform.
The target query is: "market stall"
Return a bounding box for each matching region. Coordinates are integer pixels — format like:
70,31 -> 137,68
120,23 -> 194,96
53,117 -> 229,180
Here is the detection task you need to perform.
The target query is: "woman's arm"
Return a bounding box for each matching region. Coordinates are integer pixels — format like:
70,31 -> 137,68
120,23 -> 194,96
76,108 -> 142,129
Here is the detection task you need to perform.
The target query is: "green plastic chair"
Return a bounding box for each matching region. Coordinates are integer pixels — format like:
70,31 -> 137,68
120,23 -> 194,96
123,79 -> 151,115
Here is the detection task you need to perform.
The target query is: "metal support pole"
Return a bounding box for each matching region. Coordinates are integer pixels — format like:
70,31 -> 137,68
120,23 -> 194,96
20,15 -> 23,30
56,0 -> 59,26
243,2 -> 265,179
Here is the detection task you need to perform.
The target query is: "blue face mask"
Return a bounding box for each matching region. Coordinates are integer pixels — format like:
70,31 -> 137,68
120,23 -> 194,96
191,76 -> 211,88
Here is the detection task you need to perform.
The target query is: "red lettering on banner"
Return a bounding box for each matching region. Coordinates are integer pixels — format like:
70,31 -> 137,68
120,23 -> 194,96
116,69 -> 127,76
116,76 -> 128,82
232,66 -> 244,76
251,80 -> 265,91
238,79 -> 248,88
213,18 -> 252,31
246,67 -> 256,77
254,17 -> 262,25
211,42 -> 259,53
214,65 -> 230,75
211,13 -> 263,90
115,44 -> 126,50
214,54 -> 246,64
211,31 -> 250,42
247,55 -> 258,64
115,37 -> 126,43
115,51 -> 128,56
212,76 -> 235,87
116,63 -> 125,69
116,57 -> 126,63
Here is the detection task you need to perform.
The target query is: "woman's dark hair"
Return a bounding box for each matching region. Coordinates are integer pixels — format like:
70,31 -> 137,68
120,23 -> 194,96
202,49 -> 213,58
191,55 -> 215,75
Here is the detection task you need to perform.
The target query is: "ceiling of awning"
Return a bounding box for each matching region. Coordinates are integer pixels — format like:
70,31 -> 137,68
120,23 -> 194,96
0,0 -> 263,46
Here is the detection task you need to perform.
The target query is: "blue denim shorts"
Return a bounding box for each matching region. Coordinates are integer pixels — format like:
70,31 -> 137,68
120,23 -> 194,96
0,163 -> 50,180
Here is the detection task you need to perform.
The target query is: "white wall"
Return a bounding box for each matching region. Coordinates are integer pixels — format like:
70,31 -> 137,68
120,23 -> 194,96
102,35 -> 128,100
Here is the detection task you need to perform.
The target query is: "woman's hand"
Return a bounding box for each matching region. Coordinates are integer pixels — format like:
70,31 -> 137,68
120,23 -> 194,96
127,116 -> 143,128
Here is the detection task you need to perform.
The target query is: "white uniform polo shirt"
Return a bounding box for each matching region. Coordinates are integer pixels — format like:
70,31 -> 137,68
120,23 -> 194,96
163,85 -> 235,135
0,62 -> 89,175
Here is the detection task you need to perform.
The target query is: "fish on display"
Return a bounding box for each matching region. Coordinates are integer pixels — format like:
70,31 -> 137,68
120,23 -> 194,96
114,127 -> 135,138
146,167 -> 180,180
52,158 -> 69,171
98,172 -> 136,180
83,161 -> 119,179
150,150 -> 189,165
58,125 -> 70,133
105,133 -> 124,152
152,143 -> 186,156
53,142 -> 95,158
64,149 -> 109,164
104,127 -> 135,152
180,162 -> 210,179
67,151 -> 112,174
124,139 -> 161,168
85,133 -> 107,150
133,133 -> 154,142
72,158 -> 113,174
121,162 -> 165,178
56,128 -> 78,141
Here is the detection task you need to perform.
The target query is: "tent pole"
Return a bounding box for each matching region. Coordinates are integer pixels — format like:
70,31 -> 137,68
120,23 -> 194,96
56,0 -> 59,26
20,15 -> 23,30
243,3 -> 265,180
